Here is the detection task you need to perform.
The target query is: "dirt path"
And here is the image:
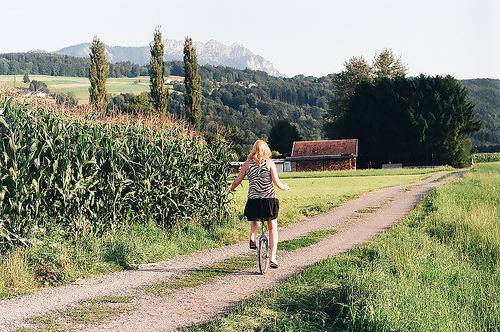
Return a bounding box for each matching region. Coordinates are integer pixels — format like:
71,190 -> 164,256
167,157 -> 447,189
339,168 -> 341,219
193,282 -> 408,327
0,171 -> 465,331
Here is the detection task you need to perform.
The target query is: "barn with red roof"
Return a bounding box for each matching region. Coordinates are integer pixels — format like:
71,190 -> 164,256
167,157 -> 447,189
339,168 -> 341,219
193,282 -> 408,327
286,139 -> 358,171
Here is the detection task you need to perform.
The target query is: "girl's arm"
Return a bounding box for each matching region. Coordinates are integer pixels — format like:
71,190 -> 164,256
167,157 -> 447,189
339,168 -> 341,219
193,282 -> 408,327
230,161 -> 249,192
268,160 -> 289,190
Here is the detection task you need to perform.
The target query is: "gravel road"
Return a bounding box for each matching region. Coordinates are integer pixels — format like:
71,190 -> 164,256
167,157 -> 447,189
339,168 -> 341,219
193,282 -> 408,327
0,171 -> 464,331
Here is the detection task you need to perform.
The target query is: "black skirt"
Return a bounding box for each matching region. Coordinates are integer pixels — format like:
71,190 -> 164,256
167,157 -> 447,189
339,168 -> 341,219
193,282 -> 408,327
244,198 -> 279,221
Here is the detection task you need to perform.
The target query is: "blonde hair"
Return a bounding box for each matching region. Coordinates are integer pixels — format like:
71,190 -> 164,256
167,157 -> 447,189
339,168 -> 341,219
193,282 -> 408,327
248,140 -> 272,165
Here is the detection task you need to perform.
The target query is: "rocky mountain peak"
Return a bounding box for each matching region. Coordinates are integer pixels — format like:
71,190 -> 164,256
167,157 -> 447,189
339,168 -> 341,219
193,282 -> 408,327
56,39 -> 281,76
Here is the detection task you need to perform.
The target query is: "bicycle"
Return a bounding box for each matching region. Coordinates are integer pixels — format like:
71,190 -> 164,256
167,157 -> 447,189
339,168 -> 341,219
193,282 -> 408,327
256,221 -> 269,274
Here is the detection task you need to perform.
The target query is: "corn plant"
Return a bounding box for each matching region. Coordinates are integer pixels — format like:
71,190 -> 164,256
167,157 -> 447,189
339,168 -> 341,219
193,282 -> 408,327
0,97 -> 232,250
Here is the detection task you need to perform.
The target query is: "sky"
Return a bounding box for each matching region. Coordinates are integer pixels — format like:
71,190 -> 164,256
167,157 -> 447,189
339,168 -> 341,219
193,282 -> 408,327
2,0 -> 499,78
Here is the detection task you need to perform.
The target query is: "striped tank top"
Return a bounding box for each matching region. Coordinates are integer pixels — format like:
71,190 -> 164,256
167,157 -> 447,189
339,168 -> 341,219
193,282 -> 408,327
247,159 -> 276,199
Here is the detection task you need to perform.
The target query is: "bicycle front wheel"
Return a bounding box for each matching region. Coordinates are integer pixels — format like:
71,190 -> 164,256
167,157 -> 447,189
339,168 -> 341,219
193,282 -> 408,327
257,236 -> 269,275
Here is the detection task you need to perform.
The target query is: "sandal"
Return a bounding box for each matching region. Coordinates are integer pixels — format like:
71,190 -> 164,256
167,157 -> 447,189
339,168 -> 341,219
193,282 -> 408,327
270,260 -> 279,269
249,240 -> 257,250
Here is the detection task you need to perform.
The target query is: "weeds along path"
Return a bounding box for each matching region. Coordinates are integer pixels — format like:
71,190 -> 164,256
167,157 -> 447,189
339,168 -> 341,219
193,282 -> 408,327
0,171 -> 465,331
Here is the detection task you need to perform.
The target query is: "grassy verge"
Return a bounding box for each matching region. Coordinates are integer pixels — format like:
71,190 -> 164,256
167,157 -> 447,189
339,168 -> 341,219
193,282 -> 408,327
278,229 -> 337,252
0,167 -> 445,300
186,162 -> 499,332
144,255 -> 255,296
16,295 -> 133,332
0,221 -> 248,300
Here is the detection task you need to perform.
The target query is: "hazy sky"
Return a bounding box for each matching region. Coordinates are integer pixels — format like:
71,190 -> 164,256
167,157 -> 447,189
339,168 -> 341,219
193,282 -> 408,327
2,0 -> 499,78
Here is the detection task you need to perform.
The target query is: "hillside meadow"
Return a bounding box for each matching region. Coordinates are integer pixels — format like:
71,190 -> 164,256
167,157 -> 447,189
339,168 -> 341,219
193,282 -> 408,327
0,75 -> 180,104
188,162 -> 499,332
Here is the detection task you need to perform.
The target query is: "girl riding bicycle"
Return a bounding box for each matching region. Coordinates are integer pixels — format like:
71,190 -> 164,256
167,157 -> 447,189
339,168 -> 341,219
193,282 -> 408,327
230,140 -> 289,268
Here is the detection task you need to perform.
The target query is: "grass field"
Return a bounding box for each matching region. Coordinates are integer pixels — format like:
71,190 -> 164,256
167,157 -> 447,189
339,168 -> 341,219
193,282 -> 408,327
232,166 -> 451,227
0,75 -> 179,104
187,162 -> 499,332
0,167 -> 448,300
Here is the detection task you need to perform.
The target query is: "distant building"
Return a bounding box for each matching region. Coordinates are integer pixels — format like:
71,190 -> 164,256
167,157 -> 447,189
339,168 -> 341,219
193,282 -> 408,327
272,159 -> 289,172
229,161 -> 245,173
22,91 -> 48,98
229,159 -> 290,173
286,139 -> 358,171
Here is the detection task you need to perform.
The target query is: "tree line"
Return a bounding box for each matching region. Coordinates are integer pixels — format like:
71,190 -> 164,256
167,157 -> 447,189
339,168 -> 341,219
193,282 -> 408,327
324,49 -> 480,167
0,52 -> 148,77
4,45 -> 491,166
88,27 -> 202,128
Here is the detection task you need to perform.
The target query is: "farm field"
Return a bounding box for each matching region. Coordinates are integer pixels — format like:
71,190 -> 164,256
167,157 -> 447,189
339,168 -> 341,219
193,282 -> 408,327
0,166 -> 448,300
0,74 -> 180,104
189,162 -> 499,332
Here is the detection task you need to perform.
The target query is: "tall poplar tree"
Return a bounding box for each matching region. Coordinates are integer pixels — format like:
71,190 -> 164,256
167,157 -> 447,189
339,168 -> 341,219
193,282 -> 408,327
183,37 -> 202,129
88,36 -> 109,113
149,27 -> 167,114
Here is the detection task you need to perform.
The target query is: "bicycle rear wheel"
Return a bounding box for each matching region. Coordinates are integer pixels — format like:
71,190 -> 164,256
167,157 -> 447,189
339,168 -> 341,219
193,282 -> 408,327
257,235 -> 269,275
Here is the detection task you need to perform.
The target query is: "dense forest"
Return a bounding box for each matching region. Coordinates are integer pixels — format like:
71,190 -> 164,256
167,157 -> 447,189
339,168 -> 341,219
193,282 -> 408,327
0,52 -> 148,77
331,75 -> 480,167
166,74 -> 331,157
1,52 -> 498,158
461,79 -> 500,152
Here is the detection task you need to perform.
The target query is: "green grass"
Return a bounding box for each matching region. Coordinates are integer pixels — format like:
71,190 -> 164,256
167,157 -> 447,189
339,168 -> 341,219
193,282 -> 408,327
279,229 -> 337,252
0,74 -> 177,103
0,220 -> 249,300
62,303 -> 130,324
185,162 -> 499,332
144,254 -> 255,296
0,249 -> 38,299
81,295 -> 133,305
16,315 -> 66,332
233,168 -> 442,226
0,167 -> 447,300
277,166 -> 452,179
18,295 -> 133,331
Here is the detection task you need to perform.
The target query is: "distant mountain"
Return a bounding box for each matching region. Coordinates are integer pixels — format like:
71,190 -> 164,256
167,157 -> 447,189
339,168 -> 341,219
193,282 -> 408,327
55,39 -> 281,76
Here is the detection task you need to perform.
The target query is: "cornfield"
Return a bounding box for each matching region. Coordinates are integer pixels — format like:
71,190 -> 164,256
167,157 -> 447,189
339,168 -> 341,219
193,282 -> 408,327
0,97 -> 232,250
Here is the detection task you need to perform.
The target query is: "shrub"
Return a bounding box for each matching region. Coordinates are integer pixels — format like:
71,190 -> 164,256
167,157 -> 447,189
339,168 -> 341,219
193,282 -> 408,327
129,92 -> 151,114
54,91 -> 78,108
27,234 -> 73,285
0,248 -> 37,297
107,92 -> 151,115
28,80 -> 49,94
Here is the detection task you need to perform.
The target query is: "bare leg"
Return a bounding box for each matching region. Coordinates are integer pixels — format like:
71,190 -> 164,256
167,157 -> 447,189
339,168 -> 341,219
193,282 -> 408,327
249,221 -> 259,242
268,219 -> 278,262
